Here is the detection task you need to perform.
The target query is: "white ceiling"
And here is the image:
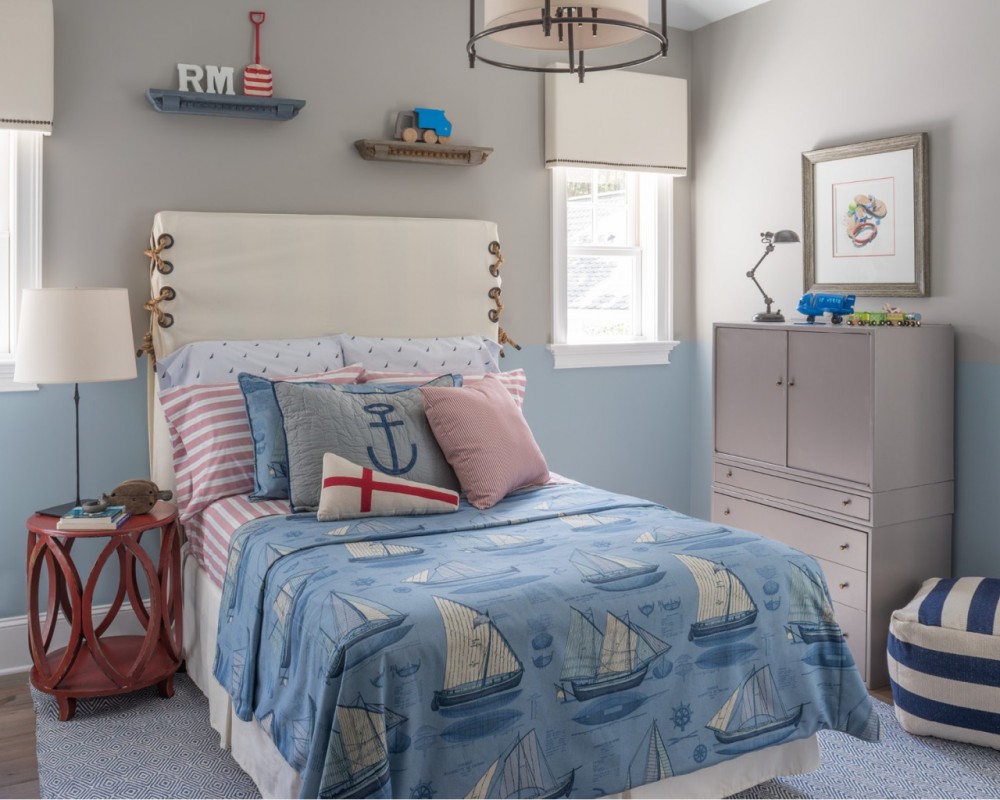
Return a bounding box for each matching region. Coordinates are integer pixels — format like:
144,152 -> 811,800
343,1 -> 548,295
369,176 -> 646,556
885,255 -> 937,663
659,0 -> 770,30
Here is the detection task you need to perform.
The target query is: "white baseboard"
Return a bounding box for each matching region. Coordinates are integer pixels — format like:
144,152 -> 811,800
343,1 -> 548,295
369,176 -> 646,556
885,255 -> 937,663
0,604 -> 146,676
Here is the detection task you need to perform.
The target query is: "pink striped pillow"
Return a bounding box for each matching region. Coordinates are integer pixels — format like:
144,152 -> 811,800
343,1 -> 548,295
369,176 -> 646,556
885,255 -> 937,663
421,373 -> 549,510
160,364 -> 364,520
362,368 -> 526,407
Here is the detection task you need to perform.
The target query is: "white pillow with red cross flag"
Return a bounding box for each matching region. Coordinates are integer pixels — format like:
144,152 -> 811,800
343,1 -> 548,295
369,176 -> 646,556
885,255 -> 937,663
316,452 -> 460,521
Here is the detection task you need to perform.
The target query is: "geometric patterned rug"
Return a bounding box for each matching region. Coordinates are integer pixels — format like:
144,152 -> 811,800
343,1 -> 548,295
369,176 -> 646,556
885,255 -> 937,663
731,698 -> 1000,799
33,674 -> 259,799
34,680 -> 1000,799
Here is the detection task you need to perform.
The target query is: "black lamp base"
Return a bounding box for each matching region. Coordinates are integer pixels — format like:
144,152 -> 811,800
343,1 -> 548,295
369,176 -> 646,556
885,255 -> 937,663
753,311 -> 785,323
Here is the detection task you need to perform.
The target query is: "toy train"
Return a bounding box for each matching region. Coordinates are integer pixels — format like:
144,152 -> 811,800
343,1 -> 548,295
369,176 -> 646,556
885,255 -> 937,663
394,107 -> 453,144
845,310 -> 922,326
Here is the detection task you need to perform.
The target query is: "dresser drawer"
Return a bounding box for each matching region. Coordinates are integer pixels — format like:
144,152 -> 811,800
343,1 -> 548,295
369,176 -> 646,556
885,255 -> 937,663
832,601 -> 868,684
813,556 -> 867,611
712,490 -> 868,573
714,463 -> 871,522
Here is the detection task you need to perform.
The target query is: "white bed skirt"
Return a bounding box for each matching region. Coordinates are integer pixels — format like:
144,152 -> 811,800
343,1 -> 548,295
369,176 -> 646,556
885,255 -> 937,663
181,545 -> 819,799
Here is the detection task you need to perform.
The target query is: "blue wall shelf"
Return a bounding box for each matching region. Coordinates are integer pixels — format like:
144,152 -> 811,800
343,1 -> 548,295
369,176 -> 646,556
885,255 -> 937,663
145,89 -> 305,121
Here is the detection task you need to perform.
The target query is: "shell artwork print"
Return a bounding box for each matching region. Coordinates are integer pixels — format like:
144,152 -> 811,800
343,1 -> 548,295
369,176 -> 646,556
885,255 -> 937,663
833,176 -> 896,258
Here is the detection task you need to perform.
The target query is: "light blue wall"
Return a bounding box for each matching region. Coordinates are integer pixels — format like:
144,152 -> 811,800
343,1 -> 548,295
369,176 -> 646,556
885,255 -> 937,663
510,343 -> 695,514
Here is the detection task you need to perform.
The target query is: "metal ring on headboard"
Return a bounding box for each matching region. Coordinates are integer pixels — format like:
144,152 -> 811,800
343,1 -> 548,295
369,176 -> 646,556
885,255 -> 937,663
144,233 -> 174,274
138,232 -> 177,361
486,240 -> 520,353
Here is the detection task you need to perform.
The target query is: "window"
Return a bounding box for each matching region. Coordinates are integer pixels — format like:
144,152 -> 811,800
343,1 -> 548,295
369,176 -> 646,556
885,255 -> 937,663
549,166 -> 677,369
0,130 -> 43,391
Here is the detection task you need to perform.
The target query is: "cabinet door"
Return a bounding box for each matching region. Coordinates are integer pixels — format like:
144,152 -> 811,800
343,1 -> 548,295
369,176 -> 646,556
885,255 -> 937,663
786,330 -> 872,485
715,327 -> 787,466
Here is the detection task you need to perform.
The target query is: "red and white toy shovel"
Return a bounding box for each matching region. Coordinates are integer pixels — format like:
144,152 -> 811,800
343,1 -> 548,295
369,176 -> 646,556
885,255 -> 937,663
243,11 -> 273,97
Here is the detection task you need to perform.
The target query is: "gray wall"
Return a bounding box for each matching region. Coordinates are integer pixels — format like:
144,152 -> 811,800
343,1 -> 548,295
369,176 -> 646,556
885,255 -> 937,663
690,0 -> 1000,575
0,1 -> 696,621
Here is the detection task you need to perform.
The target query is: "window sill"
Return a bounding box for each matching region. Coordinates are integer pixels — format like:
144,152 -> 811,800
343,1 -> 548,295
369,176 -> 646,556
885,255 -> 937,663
0,362 -> 36,392
547,340 -> 679,369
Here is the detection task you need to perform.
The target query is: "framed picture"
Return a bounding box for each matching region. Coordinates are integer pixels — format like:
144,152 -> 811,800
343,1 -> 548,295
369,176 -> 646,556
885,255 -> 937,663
802,132 -> 928,296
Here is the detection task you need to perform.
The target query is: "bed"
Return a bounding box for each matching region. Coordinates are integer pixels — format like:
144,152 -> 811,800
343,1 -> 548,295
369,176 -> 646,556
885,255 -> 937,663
142,210 -> 878,799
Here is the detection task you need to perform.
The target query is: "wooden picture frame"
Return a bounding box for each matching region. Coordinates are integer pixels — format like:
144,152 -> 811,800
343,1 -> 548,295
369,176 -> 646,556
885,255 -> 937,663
802,133 -> 928,296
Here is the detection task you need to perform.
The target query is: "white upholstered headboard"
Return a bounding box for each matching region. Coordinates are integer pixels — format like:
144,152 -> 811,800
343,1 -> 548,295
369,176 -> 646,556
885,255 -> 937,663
143,211 -> 504,490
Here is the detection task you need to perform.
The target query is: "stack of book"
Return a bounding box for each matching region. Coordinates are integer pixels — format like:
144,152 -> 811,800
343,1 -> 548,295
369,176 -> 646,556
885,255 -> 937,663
56,505 -> 131,531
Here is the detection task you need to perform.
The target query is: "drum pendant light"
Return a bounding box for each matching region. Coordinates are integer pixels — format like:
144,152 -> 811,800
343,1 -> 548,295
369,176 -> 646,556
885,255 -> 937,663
468,0 -> 668,82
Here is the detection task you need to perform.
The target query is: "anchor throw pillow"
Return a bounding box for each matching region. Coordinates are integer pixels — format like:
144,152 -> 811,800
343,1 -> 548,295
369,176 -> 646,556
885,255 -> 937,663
276,375 -> 460,512
317,452 -> 459,521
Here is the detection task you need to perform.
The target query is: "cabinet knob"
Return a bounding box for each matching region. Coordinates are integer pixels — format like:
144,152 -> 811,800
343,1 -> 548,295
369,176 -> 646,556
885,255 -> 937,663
723,508 -> 731,516
842,498 -> 852,506
843,631 -> 850,640
839,582 -> 849,590
726,469 -> 733,478
839,543 -> 850,551
788,378 -> 796,387
776,377 -> 783,386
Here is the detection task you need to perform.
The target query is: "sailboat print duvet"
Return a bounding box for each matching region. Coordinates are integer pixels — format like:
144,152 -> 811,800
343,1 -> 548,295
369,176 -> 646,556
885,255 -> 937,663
214,481 -> 879,799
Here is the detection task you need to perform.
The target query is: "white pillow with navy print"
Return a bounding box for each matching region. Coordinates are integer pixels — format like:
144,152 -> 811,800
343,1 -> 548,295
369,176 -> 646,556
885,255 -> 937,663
156,335 -> 347,390
341,335 -> 501,374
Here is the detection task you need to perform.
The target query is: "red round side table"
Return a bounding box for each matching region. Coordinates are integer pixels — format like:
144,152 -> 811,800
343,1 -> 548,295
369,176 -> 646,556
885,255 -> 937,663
26,500 -> 182,721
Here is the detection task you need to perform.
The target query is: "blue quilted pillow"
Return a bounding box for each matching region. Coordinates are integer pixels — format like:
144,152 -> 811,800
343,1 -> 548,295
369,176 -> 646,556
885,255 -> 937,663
240,371 -> 460,501
275,375 -> 461,512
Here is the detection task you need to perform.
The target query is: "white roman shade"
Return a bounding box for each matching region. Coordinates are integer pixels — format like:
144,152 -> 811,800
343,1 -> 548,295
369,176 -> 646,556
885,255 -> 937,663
0,0 -> 54,133
545,69 -> 687,174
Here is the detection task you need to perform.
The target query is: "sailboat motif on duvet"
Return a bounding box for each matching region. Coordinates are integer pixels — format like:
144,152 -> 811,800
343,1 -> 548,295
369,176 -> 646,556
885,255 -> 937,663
675,554 -> 758,640
557,607 -> 670,701
431,597 -> 524,711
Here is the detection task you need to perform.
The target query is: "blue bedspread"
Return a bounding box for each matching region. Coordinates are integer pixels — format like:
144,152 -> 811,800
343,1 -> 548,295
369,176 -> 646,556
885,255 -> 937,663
214,482 -> 879,799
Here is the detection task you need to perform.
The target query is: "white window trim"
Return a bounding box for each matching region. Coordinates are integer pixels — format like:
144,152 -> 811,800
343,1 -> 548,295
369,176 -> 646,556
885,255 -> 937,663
548,167 -> 678,369
0,131 -> 43,392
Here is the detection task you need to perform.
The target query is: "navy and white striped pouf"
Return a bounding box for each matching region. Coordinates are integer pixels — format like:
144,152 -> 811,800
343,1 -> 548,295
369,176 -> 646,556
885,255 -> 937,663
887,576 -> 1000,749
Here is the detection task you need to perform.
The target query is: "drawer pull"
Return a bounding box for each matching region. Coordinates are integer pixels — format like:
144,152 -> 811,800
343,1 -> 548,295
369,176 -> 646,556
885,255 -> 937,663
842,498 -> 852,506
723,508 -> 731,516
842,631 -> 850,639
839,582 -> 849,590
788,378 -> 795,387
776,377 -> 783,386
726,470 -> 733,478
839,543 -> 850,551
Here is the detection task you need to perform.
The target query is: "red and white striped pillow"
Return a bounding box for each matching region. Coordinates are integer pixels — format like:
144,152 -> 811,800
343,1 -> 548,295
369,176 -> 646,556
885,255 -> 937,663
160,364 -> 364,520
361,368 -> 527,407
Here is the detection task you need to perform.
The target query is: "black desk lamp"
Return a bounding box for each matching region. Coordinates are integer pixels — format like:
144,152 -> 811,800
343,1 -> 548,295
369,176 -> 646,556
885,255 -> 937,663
746,230 -> 800,323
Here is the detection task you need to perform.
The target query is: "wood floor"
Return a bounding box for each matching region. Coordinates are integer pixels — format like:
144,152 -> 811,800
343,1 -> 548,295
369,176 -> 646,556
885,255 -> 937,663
0,669 -> 895,800
0,672 -> 39,799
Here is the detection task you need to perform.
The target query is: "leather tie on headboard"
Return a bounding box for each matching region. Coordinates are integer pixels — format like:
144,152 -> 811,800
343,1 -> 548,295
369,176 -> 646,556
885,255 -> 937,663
487,240 -> 520,354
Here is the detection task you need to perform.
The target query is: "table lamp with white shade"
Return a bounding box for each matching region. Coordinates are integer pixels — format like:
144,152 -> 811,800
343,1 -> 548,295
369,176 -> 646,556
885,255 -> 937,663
14,288 -> 137,516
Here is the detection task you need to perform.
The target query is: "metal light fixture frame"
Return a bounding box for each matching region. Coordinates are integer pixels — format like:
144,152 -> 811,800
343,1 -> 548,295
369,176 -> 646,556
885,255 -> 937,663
747,230 -> 800,323
468,0 -> 668,82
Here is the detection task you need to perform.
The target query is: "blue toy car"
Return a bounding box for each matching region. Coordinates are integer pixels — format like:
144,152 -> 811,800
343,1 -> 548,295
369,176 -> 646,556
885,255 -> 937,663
797,292 -> 856,324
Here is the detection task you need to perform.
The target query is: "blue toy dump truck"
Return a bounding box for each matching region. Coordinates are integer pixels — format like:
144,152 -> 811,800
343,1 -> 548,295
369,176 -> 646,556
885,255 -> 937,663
797,292 -> 856,324
394,108 -> 453,144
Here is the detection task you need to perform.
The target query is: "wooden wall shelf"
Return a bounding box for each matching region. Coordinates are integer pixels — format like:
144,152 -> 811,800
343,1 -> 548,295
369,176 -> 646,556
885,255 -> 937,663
354,139 -> 493,166
146,89 -> 305,121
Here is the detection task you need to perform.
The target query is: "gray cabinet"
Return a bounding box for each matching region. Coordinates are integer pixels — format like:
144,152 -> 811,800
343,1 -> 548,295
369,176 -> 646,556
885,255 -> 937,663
711,322 -> 954,687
